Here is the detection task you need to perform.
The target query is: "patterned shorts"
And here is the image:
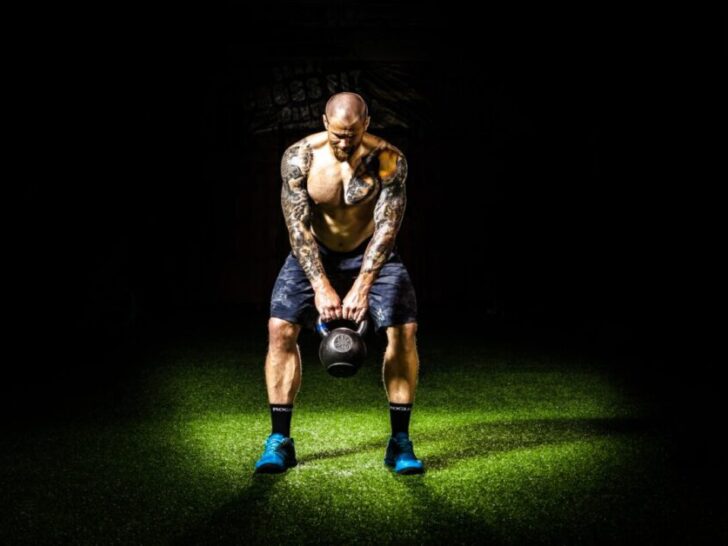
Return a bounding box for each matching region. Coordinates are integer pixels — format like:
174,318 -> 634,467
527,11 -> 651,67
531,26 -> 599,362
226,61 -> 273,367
270,235 -> 418,334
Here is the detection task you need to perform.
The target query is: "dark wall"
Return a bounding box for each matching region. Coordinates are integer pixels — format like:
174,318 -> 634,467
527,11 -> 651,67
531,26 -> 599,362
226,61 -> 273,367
12,3 -> 694,375
117,6 -> 670,323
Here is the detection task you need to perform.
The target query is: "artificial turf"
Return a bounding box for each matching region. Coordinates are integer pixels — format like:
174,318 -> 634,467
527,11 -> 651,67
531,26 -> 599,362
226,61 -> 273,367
1,318 -> 719,545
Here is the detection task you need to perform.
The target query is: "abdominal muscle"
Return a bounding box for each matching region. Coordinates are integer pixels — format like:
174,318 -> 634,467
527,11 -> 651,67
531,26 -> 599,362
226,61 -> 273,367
310,208 -> 375,252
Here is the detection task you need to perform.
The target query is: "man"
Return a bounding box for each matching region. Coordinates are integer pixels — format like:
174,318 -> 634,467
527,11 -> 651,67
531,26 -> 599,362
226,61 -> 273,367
254,92 -> 423,475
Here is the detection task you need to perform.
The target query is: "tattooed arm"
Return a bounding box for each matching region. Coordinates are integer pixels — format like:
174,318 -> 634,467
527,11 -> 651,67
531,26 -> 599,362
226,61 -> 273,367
357,150 -> 408,288
280,140 -> 328,290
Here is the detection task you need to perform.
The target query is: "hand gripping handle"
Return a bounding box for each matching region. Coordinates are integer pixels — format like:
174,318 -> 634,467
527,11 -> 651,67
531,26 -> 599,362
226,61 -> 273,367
316,316 -> 368,338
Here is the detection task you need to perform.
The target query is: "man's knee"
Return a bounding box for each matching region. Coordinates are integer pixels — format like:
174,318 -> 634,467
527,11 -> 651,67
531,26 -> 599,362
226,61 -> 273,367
385,322 -> 418,353
268,318 -> 301,350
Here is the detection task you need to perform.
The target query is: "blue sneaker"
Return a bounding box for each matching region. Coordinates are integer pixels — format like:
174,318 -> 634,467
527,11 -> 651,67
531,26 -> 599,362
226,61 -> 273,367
254,433 -> 298,473
384,432 -> 425,474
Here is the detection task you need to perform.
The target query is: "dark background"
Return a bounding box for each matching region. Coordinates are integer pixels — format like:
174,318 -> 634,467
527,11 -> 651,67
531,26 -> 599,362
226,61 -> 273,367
9,2 -> 717,449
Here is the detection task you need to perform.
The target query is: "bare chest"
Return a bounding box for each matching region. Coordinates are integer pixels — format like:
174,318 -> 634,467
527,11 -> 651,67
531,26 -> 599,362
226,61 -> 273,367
307,157 -> 381,208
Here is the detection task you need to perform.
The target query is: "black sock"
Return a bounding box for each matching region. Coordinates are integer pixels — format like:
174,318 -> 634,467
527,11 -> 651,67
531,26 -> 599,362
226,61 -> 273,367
270,404 -> 293,437
389,402 -> 413,436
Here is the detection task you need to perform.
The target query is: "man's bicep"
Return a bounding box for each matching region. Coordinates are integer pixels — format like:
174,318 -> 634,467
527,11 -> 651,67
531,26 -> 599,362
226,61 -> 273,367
281,141 -> 311,185
279,141 -> 326,283
280,141 -> 313,226
374,153 -> 407,230
281,175 -> 311,224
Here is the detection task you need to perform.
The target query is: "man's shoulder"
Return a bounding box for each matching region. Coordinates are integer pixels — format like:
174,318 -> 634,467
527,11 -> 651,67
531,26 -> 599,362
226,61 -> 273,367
285,132 -> 327,154
363,134 -> 406,181
364,133 -> 404,158
281,135 -> 322,175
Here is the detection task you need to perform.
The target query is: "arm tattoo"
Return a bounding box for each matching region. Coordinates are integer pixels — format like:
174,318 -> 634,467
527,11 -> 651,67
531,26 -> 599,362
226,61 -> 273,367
280,140 -> 326,286
361,153 -> 408,275
345,153 -> 380,205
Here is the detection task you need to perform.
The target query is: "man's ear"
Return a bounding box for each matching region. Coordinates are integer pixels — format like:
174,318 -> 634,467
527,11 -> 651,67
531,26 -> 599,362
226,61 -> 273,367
364,116 -> 371,131
322,115 -> 329,129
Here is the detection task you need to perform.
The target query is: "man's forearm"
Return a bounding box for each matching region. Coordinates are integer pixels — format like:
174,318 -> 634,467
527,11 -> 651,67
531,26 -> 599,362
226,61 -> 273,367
281,187 -> 329,290
287,223 -> 329,290
358,229 -> 397,288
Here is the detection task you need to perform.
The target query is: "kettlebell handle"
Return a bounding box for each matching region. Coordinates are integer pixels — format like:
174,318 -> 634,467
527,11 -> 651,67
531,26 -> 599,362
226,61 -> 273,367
316,316 -> 368,338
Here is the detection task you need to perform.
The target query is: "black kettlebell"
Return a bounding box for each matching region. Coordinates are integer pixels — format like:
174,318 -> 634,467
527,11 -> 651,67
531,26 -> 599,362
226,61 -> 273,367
316,316 -> 368,377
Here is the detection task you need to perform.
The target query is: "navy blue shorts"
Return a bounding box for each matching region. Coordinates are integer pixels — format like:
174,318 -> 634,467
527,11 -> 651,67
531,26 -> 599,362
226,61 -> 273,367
270,235 -> 418,334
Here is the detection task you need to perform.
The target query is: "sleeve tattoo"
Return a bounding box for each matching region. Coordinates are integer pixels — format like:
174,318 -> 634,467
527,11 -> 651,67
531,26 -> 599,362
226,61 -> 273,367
280,140 -> 326,287
361,153 -> 408,277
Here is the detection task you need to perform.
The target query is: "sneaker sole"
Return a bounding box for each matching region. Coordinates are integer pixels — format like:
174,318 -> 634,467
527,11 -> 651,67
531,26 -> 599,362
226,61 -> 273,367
384,461 -> 425,475
255,460 -> 298,474
396,466 -> 424,475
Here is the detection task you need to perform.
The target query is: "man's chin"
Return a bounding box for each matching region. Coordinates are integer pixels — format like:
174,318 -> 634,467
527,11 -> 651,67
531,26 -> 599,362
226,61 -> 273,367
332,148 -> 354,161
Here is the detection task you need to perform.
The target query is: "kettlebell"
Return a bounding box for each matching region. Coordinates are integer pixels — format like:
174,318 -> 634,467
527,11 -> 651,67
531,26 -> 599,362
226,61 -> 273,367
316,316 -> 368,377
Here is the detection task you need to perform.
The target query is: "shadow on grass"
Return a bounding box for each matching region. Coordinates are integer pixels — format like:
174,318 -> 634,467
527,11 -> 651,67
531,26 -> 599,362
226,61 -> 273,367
394,476 -> 502,544
301,415 -> 660,471
421,416 -> 660,471
174,416 -> 660,545
173,473 -> 279,545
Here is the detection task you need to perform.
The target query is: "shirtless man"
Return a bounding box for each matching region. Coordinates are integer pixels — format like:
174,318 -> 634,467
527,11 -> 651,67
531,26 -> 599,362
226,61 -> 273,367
254,92 -> 424,475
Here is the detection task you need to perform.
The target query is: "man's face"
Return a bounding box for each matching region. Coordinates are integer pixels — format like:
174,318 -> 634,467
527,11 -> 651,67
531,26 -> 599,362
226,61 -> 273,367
323,115 -> 368,161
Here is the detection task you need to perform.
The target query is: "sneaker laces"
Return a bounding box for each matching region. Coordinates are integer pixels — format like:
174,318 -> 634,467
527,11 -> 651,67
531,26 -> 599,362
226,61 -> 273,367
264,435 -> 285,452
395,436 -> 415,454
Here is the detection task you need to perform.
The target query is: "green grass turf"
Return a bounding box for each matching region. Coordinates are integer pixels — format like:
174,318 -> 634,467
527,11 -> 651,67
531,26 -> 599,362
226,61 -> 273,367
1,328 -> 718,545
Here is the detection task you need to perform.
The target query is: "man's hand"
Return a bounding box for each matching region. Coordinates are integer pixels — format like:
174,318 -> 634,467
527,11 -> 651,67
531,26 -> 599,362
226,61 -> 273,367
315,283 -> 343,323
342,279 -> 370,323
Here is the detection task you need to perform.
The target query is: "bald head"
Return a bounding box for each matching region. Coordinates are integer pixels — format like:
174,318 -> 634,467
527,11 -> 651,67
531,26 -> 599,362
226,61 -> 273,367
323,93 -> 371,162
324,92 -> 369,124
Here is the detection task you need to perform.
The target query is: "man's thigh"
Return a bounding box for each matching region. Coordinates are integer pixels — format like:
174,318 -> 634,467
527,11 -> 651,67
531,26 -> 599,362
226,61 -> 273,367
367,254 -> 418,335
270,254 -> 317,330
